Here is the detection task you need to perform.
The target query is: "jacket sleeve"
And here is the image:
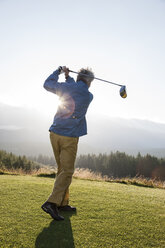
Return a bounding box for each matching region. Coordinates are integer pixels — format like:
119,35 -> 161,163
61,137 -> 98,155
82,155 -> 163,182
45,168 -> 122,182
89,93 -> 94,103
43,70 -> 67,96
65,76 -> 75,84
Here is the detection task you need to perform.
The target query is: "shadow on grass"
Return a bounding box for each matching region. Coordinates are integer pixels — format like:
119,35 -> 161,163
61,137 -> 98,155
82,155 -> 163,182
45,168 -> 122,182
35,212 -> 75,248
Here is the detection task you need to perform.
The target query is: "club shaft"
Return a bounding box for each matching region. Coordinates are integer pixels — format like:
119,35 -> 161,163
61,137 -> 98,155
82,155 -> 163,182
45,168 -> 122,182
69,70 -> 123,87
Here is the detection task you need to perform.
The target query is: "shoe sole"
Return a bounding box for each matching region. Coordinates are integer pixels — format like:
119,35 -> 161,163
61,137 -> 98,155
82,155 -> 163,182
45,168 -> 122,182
41,206 -> 64,221
58,207 -> 76,212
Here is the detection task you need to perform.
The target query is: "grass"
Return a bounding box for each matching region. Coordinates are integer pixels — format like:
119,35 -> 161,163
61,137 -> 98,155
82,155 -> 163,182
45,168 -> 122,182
0,175 -> 165,248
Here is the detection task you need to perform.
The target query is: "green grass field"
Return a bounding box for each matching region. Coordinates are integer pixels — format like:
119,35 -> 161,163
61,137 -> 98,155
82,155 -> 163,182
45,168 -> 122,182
0,175 -> 164,248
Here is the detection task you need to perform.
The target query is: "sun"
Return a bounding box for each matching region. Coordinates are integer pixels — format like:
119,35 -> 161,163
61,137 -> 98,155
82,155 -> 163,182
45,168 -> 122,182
58,98 -> 64,107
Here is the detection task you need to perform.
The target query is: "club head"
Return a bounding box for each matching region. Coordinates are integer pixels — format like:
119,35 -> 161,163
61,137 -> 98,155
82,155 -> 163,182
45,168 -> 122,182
120,86 -> 127,98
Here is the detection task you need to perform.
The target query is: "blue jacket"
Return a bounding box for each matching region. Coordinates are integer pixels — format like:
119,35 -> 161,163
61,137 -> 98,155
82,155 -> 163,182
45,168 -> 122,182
43,69 -> 93,137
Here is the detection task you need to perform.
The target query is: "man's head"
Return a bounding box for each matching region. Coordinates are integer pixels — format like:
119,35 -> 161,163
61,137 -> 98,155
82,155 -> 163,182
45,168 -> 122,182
77,68 -> 94,87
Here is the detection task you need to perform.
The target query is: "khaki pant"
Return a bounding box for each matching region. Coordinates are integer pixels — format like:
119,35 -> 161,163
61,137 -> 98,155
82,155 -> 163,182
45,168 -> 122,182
47,132 -> 79,206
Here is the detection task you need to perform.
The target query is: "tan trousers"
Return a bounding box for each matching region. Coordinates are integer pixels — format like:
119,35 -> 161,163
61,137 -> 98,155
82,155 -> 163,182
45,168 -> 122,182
47,132 -> 79,206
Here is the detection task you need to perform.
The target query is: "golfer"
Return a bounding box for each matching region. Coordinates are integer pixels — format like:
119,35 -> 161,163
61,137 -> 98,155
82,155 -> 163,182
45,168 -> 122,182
41,66 -> 94,221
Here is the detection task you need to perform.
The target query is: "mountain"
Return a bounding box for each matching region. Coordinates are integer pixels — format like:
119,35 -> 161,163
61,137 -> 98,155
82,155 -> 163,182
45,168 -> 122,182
84,117 -> 165,157
1,102 -> 165,157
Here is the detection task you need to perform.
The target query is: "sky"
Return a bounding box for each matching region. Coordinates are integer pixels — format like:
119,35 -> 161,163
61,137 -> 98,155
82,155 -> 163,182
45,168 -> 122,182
0,0 -> 165,123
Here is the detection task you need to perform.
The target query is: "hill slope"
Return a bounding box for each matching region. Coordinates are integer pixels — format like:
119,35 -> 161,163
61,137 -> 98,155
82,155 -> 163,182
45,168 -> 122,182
0,175 -> 164,248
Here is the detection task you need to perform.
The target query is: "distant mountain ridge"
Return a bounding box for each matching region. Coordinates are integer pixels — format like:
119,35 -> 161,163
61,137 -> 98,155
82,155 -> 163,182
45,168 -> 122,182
1,102 -> 165,157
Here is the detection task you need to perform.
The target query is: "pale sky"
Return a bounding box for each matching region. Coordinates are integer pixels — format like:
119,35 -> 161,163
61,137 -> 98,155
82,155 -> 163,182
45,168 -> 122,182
1,0 -> 165,123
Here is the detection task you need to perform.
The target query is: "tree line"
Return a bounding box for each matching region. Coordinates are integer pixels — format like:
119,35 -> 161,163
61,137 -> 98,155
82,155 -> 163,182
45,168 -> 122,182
0,150 -> 40,173
75,152 -> 165,180
28,154 -> 55,166
1,149 -> 165,180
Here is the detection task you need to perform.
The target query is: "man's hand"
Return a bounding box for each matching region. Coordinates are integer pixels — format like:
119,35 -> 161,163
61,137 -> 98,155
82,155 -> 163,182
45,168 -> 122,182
62,66 -> 69,78
58,66 -> 69,78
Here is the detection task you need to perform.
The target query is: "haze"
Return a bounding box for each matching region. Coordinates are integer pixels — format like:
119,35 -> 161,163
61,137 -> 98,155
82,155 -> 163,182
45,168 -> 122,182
1,0 -> 165,157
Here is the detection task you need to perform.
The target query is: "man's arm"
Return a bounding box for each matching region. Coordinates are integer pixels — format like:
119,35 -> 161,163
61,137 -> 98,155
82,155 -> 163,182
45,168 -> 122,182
65,76 -> 75,84
43,69 -> 61,94
43,66 -> 75,95
44,67 -> 71,96
64,67 -> 75,84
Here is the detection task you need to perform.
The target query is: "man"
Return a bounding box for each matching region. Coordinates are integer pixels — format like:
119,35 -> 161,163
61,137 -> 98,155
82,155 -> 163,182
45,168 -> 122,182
41,66 -> 94,221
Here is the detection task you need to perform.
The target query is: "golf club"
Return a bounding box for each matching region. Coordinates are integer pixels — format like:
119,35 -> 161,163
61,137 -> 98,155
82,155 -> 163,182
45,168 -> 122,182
69,69 -> 127,98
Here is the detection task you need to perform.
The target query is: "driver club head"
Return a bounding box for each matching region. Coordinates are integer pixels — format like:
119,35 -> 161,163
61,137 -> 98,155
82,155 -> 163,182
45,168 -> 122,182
120,85 -> 127,98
